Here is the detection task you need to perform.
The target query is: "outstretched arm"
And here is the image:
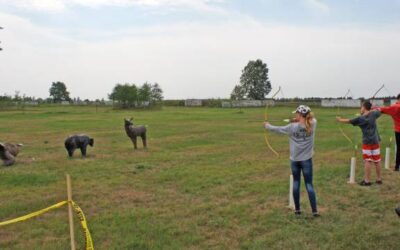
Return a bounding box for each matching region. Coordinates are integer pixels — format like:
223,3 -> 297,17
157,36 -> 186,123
377,106 -> 392,116
264,122 -> 291,135
336,116 -> 351,124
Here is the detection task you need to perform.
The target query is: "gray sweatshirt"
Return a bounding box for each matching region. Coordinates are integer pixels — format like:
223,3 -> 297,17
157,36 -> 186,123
265,119 -> 317,161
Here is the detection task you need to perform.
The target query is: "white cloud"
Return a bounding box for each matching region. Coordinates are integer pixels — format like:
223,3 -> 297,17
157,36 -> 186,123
1,12 -> 400,100
0,0 -> 226,12
1,0 -> 66,12
305,0 -> 330,13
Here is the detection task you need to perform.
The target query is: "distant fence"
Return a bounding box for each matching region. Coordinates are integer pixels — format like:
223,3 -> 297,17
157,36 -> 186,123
72,101 -> 114,106
221,100 -> 275,108
0,101 -> 114,111
185,99 -> 202,107
163,100 -> 185,106
0,101 -> 40,111
321,99 -> 360,108
23,101 -> 39,106
370,99 -> 384,107
171,99 -> 366,108
2,98 -> 394,110
169,99 -> 226,107
275,100 -> 321,108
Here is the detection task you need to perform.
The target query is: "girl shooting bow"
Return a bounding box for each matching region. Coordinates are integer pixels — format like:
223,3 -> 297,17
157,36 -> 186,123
264,105 -> 319,216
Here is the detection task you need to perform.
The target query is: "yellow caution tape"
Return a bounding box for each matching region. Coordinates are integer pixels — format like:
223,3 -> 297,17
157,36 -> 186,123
0,201 -> 68,227
71,201 -> 94,250
0,200 -> 94,250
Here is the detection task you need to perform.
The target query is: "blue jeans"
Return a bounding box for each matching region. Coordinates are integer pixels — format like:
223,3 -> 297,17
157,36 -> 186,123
291,158 -> 318,213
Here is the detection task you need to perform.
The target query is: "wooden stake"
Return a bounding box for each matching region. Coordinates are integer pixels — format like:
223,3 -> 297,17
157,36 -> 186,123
66,174 -> 76,250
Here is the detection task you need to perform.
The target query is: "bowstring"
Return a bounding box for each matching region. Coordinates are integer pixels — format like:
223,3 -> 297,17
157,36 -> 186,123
371,84 -> 385,99
337,89 -> 358,157
372,84 -> 393,147
384,85 -> 395,147
264,86 -> 282,157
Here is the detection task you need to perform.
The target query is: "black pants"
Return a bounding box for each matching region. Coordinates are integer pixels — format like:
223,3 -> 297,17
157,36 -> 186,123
396,132 -> 400,170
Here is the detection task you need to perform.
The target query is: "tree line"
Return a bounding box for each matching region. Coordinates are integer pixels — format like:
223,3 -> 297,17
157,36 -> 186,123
48,81 -> 164,108
48,81 -> 165,107
1,81 -> 164,109
2,58 -> 396,109
109,82 -> 163,108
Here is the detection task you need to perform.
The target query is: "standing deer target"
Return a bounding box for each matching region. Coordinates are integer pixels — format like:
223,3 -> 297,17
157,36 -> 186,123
124,118 -> 147,149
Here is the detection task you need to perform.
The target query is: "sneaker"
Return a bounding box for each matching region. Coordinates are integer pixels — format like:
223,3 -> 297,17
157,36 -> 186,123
396,207 -> 400,217
359,180 -> 372,186
312,212 -> 320,217
376,180 -> 383,185
294,210 -> 301,215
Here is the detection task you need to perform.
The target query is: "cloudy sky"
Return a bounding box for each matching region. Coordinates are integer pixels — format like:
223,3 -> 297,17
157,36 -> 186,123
0,0 -> 399,100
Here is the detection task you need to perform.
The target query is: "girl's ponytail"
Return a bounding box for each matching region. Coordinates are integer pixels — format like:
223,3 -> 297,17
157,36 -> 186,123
304,112 -> 314,135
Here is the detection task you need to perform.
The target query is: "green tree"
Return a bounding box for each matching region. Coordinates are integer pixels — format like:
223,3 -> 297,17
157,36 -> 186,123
150,83 -> 163,104
109,83 -> 138,108
236,59 -> 272,100
126,84 -> 138,107
138,83 -> 152,105
230,85 -> 246,101
109,82 -> 163,108
49,81 -> 71,103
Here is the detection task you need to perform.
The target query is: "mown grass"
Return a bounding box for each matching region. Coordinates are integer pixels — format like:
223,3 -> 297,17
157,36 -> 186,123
0,105 -> 399,249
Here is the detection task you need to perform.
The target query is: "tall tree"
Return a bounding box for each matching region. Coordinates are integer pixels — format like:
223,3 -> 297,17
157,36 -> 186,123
109,83 -> 137,108
49,81 -> 71,103
138,83 -> 152,104
230,85 -> 246,101
109,84 -> 121,102
126,84 -> 138,107
235,59 -> 272,100
150,83 -> 163,104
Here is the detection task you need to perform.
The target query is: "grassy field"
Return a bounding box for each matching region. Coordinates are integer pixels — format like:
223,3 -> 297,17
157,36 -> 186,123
0,105 -> 399,249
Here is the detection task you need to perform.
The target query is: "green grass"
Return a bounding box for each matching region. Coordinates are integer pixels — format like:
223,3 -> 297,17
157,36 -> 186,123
0,105 -> 398,249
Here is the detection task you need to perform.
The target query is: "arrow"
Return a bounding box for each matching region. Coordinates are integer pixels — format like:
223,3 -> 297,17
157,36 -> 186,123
248,119 -> 291,123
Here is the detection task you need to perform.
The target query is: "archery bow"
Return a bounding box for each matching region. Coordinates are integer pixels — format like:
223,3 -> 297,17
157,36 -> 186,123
336,89 -> 358,156
372,84 -> 385,99
370,84 -> 392,147
264,86 -> 282,157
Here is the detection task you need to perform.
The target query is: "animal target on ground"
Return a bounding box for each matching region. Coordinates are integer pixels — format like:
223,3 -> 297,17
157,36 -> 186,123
124,117 -> 147,149
0,142 -> 23,166
64,135 -> 94,157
